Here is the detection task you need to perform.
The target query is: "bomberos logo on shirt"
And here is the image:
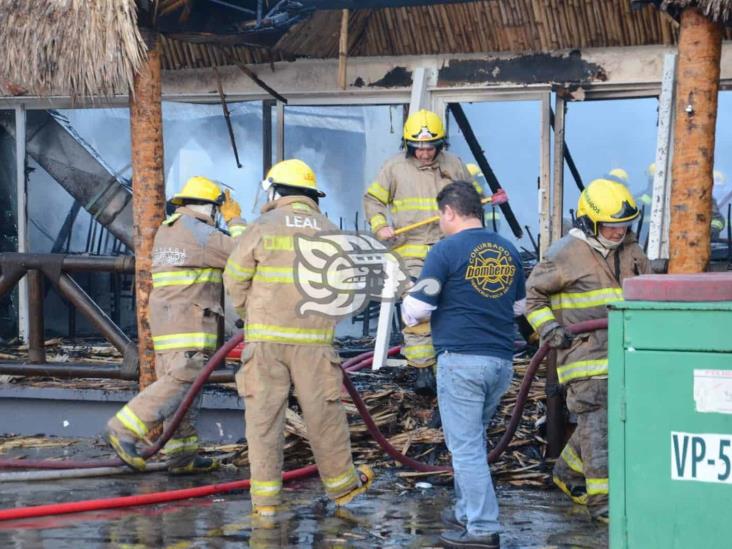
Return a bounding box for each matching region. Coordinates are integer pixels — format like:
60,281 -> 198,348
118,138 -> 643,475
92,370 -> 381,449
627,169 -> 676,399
465,242 -> 516,298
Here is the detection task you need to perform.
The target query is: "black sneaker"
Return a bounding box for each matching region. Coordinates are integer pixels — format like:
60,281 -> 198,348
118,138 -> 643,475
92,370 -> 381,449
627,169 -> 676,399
414,367 -> 437,396
441,508 -> 465,530
440,529 -> 500,548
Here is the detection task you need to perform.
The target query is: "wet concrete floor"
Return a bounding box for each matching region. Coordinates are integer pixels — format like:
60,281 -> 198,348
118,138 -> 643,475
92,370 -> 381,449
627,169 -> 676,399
0,468 -> 607,548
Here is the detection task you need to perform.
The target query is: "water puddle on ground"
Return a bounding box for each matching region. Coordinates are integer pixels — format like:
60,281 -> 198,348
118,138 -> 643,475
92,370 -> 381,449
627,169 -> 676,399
0,470 -> 607,548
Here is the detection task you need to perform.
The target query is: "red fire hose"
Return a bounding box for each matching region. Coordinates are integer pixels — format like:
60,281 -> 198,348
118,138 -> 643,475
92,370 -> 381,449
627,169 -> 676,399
0,318 -> 608,521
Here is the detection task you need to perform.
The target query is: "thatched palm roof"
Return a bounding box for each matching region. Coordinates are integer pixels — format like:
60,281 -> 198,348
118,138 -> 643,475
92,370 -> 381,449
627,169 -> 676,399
0,0 -> 146,98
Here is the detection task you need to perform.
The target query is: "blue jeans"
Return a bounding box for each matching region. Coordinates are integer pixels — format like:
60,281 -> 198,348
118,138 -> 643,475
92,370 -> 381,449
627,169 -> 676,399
437,351 -> 513,535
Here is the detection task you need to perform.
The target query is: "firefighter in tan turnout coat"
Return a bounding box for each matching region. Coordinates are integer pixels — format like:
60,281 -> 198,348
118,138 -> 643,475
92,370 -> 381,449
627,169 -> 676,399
224,159 -> 373,517
363,109 -> 472,395
106,176 -> 246,474
525,176 -> 650,523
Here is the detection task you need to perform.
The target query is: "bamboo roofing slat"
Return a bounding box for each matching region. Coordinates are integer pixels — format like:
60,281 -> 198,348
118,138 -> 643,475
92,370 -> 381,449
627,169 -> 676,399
474,3 -> 492,52
545,0 -> 562,50
167,37 -> 182,70
578,0 -> 595,45
567,1 -> 586,48
498,1 -> 516,52
622,2 -> 639,45
397,7 -> 419,55
554,1 -> 573,50
529,0 -> 549,50
518,1 -> 535,52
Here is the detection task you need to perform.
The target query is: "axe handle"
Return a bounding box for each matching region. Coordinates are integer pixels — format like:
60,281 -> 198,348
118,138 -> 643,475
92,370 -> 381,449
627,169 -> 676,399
394,191 -> 508,236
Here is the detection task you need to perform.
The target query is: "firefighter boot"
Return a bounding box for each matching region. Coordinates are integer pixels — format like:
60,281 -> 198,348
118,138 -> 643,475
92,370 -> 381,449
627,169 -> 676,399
553,475 -> 588,506
169,455 -> 220,475
252,504 -> 281,518
334,465 -> 375,506
415,367 -> 437,397
105,430 -> 146,472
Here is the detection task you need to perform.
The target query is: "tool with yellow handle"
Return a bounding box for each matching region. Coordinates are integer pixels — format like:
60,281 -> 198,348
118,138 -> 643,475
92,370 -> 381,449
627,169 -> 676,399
393,188 -> 509,235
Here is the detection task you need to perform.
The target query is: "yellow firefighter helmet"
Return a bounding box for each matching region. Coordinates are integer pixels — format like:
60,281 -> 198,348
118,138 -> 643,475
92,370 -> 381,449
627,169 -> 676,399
403,109 -> 446,149
576,177 -> 639,235
608,168 -> 629,183
262,159 -> 325,197
170,176 -> 224,206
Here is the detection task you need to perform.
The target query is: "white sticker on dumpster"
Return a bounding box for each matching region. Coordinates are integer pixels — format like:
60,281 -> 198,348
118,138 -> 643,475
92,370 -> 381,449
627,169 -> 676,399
694,369 -> 732,415
671,431 -> 732,484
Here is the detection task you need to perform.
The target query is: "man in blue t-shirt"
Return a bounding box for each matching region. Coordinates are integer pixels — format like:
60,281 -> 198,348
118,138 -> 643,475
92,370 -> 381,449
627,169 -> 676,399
402,181 -> 526,549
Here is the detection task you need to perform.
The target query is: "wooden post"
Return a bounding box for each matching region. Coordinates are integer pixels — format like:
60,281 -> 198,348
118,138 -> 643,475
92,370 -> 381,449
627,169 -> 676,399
668,7 -> 722,274
129,31 -> 165,389
338,9 -> 350,90
27,269 -> 45,364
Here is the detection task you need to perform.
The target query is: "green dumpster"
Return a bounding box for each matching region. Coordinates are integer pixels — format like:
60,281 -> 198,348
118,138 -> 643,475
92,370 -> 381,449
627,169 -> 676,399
609,273 -> 732,548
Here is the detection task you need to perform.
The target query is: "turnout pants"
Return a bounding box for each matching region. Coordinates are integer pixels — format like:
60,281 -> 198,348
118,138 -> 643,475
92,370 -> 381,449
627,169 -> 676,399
236,342 -> 360,506
107,350 -> 207,468
553,378 -> 608,518
400,258 -> 435,369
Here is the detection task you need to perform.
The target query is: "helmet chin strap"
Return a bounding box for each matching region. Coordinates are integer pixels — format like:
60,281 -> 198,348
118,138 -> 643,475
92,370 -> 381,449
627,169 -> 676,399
267,187 -> 282,202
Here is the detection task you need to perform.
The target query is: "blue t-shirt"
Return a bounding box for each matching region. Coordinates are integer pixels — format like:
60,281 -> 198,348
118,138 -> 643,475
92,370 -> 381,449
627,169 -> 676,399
412,228 -> 526,360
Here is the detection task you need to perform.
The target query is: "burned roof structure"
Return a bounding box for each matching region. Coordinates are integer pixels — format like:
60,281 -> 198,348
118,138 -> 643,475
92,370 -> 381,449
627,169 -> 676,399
0,0 -> 715,93
157,0 -> 686,70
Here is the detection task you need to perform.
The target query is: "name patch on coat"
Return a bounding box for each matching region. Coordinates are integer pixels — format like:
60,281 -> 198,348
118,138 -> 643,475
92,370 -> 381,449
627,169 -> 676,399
286,215 -> 321,230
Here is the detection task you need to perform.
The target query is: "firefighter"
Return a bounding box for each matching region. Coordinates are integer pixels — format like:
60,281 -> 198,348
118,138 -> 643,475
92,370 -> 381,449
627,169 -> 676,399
466,163 -> 501,232
363,109 -> 471,396
525,177 -> 651,523
106,176 -> 246,474
224,159 -> 373,517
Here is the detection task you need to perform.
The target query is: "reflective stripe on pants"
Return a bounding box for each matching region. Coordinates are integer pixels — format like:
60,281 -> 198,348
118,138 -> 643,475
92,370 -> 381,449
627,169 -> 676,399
245,323 -> 334,345
557,358 -> 608,385
152,332 -> 218,352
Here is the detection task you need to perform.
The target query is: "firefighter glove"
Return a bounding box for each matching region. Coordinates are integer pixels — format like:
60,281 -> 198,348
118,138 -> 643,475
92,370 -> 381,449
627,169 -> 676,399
545,325 -> 574,349
220,190 -> 242,223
